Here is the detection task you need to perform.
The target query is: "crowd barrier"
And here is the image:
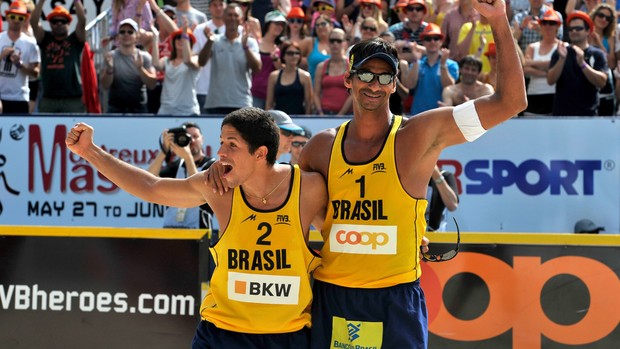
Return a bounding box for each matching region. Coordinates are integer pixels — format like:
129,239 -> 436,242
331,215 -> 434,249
1,226 -> 618,348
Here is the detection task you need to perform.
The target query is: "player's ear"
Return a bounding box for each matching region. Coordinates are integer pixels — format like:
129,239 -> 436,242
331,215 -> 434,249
344,71 -> 353,89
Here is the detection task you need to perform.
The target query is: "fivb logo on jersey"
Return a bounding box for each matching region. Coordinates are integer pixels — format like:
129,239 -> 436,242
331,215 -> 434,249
329,224 -> 397,254
227,272 -> 301,304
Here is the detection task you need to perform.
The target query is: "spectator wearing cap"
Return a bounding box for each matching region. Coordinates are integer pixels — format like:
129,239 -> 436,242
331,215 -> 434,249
152,26 -> 200,115
440,0 -> 479,62
252,10 -> 287,109
266,40 -> 314,114
547,11 -> 607,116
142,0 -> 179,114
267,109 -> 304,160
290,125 -> 312,165
285,7 -> 311,69
0,1 -> 40,114
404,22 -> 458,115
457,9 -> 494,73
30,0 -> 86,113
200,3 -> 261,115
101,18 -> 157,113
110,0 -> 153,39
388,0 -> 428,43
523,10 -> 562,116
513,0 -> 562,53
193,0 -> 227,113
574,219 -> 604,234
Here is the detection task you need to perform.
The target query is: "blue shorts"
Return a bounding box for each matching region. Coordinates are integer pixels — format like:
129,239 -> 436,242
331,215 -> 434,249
310,279 -> 428,349
192,320 -> 311,349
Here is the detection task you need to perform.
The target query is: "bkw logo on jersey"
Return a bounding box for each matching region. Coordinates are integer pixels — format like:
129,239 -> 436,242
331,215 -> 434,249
227,272 -> 300,305
329,224 -> 397,255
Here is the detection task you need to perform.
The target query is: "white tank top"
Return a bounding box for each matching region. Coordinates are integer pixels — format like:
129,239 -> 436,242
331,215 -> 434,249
527,41 -> 556,96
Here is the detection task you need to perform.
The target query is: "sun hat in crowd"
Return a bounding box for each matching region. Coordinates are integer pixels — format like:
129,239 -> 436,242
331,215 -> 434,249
46,6 -> 72,22
268,110 -> 304,134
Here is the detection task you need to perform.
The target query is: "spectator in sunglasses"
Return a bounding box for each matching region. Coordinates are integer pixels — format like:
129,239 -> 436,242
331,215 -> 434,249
341,0 -> 387,42
0,1 -> 40,114
513,0 -> 562,53
522,9 -> 562,116
313,28 -> 352,114
588,3 -> 616,115
101,18 -> 157,113
404,23 -> 458,114
388,0 -> 429,43
547,11 -> 608,116
284,7 -> 311,70
30,0 -> 87,113
290,125 -> 312,165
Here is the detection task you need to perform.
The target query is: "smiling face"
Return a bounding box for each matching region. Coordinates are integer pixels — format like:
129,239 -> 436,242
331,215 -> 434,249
345,58 -> 396,112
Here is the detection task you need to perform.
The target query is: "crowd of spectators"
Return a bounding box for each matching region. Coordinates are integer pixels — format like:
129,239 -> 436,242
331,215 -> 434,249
2,0 -> 620,116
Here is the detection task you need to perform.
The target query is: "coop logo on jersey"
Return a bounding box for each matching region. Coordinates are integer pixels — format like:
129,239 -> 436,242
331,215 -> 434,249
227,272 -> 300,305
329,224 -> 397,254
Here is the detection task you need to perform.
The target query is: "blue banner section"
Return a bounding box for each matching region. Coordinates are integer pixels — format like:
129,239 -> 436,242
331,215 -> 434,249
0,115 -> 618,233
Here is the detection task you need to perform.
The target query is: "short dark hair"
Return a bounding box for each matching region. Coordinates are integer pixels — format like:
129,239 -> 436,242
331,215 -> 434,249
459,55 -> 483,73
221,108 -> 279,166
181,121 -> 201,132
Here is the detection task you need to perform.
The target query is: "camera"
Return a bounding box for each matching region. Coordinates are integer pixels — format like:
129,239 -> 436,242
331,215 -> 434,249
168,126 -> 191,147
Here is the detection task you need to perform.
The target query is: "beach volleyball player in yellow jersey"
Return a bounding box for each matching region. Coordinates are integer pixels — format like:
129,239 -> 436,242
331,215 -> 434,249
296,0 -> 526,347
65,108 -> 327,348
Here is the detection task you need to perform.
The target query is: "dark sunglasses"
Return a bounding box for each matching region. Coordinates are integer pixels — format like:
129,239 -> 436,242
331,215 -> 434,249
329,38 -> 344,44
118,30 -> 135,35
422,218 -> 460,262
362,25 -> 377,32
280,129 -> 294,137
352,70 -> 395,85
423,36 -> 442,42
285,50 -> 301,56
291,141 -> 307,148
407,5 -> 425,12
540,20 -> 558,26
568,25 -> 585,32
362,3 -> 375,9
288,18 -> 304,24
51,19 -> 68,25
8,14 -> 26,21
595,12 -> 612,21
315,21 -> 330,27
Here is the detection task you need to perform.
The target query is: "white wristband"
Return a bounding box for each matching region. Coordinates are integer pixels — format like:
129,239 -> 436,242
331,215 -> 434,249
453,100 -> 486,142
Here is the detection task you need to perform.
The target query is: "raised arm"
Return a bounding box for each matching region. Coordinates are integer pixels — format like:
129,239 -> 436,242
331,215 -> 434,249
30,0 -> 45,43
75,0 -> 87,42
65,123 -> 206,208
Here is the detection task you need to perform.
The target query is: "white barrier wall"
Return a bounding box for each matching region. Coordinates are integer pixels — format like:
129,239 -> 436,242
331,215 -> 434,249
0,116 -> 617,233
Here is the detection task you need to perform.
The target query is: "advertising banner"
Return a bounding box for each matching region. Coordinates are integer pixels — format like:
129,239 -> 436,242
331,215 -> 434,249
0,116 -> 618,233
422,233 -> 620,349
0,226 -> 207,349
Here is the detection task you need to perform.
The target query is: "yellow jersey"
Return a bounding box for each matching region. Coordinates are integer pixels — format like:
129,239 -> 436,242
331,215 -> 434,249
200,165 -> 320,334
314,116 -> 428,288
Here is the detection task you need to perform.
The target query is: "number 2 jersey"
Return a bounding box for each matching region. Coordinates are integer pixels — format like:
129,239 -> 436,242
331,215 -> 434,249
200,164 -> 321,334
313,115 -> 428,288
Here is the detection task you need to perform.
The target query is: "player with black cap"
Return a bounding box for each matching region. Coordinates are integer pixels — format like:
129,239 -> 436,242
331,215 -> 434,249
296,0 -> 528,347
